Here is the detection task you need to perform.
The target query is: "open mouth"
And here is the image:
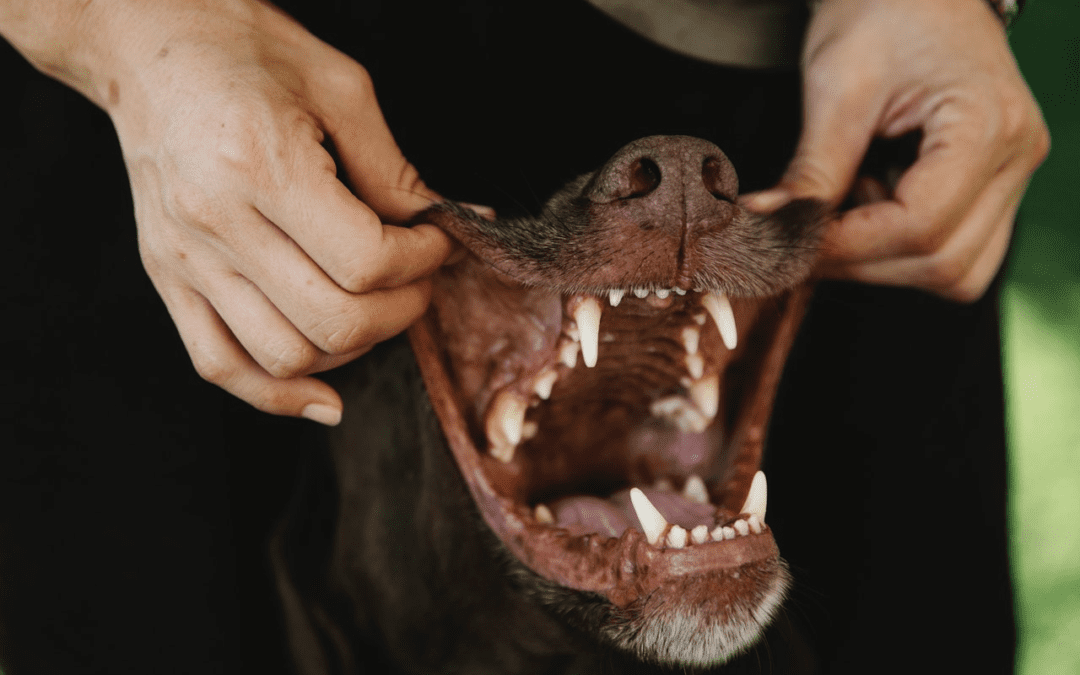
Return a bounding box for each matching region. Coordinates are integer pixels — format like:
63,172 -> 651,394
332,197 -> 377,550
408,136 -> 825,665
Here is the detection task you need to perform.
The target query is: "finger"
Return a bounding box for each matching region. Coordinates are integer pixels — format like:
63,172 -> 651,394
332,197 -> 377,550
215,207 -> 435,354
162,284 -> 344,425
818,120 -> 1004,267
202,269 -> 368,378
823,166 -> 1025,300
252,146 -> 454,294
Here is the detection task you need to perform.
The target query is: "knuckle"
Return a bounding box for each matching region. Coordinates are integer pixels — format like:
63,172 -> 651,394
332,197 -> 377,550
262,340 -> 319,379
313,314 -> 370,355
189,346 -> 236,387
901,223 -> 947,257
164,179 -> 221,230
920,254 -> 968,294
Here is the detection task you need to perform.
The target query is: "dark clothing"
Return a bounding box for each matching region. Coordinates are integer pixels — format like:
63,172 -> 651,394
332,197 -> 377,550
0,1 -> 1015,673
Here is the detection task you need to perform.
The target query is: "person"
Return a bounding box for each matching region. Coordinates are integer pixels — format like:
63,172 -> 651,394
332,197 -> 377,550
0,0 -> 1048,672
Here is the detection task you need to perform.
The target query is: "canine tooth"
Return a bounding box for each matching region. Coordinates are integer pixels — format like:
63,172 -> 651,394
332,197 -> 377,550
609,288 -> 625,307
533,369 -> 558,400
666,525 -> 688,549
683,475 -> 709,504
748,514 -> 763,534
630,488 -> 668,546
739,470 -> 768,521
534,504 -> 554,525
558,340 -> 579,368
690,374 -> 720,419
674,287 -> 687,296
485,390 -> 529,463
574,297 -> 602,368
681,326 -> 700,355
655,288 -> 670,299
733,519 -> 750,536
691,525 -> 709,544
702,291 -> 738,350
685,353 -> 704,380
633,287 -> 649,299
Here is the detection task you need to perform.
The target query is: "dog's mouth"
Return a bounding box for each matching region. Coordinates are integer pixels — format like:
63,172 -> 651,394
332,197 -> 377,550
408,136 -> 824,664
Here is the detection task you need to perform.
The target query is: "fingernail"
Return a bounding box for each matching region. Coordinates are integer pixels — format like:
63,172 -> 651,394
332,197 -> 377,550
742,190 -> 790,212
302,403 -> 342,426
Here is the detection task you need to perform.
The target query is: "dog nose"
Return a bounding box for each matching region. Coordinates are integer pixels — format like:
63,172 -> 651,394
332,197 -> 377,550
586,135 -> 739,205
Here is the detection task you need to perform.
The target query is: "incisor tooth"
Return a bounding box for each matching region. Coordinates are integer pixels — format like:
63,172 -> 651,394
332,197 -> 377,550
739,470 -> 767,521
702,291 -> 738,350
690,374 -> 720,419
558,340 -> 578,368
532,369 -> 558,400
666,525 -> 687,549
609,288 -> 625,307
630,488 -> 668,546
534,504 -> 554,525
655,288 -> 670,299
674,287 -> 687,296
682,475 -> 709,504
633,287 -> 649,298
691,524 -> 709,544
733,519 -> 750,536
485,390 -> 528,463
681,326 -> 700,355
574,297 -> 602,368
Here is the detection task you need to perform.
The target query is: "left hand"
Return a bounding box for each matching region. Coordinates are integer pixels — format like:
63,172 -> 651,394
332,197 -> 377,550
744,0 -> 1049,302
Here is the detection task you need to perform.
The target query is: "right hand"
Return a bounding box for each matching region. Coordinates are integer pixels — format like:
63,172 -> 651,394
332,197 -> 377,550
78,1 -> 454,424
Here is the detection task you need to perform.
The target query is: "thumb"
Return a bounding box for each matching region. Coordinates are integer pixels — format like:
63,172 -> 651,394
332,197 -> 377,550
744,78 -> 877,213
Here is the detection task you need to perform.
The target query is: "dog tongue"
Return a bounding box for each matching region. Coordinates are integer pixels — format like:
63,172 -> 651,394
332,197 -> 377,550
549,488 -> 717,538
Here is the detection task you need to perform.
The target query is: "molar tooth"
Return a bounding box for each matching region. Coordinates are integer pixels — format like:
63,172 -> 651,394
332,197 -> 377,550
534,504 -> 554,525
633,287 -> 649,299
574,297 -> 602,368
485,390 -> 529,463
630,488 -> 668,546
682,475 -> 709,504
655,288 -> 670,299
521,420 -> 538,440
690,525 -> 709,545
558,340 -> 579,368
666,525 -> 688,549
690,374 -> 720,419
532,369 -> 558,400
739,470 -> 768,522
702,291 -> 738,350
681,326 -> 700,355
685,353 -> 705,380
710,526 -> 724,541
649,396 -> 709,433
693,313 -> 707,326
733,519 -> 750,536
608,288 -> 625,307
747,514 -> 763,534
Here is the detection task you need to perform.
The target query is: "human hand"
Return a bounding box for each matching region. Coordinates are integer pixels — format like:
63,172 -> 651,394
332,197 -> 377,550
77,1 -> 452,424
744,0 -> 1049,302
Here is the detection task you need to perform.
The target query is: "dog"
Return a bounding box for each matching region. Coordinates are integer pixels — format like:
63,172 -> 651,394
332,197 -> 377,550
271,135 -> 827,674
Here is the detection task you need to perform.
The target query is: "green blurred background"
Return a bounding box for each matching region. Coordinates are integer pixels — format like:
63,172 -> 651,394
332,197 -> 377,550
1004,0 -> 1080,672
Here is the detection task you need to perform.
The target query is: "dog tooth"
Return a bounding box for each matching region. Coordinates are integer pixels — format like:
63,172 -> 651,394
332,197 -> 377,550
691,524 -> 710,544
533,369 -> 558,400
633,287 -> 649,299
666,525 -> 688,549
690,374 -> 720,419
630,488 -> 668,546
739,470 -> 768,522
733,519 -> 750,536
674,287 -> 687,296
486,390 -> 528,462
682,475 -> 709,504
534,504 -> 555,525
655,288 -> 670,299
702,291 -> 738,350
609,288 -> 625,307
521,420 -> 538,440
681,326 -> 700,355
558,340 -> 579,368
685,353 -> 704,380
573,297 -> 602,368
747,514 -> 763,534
